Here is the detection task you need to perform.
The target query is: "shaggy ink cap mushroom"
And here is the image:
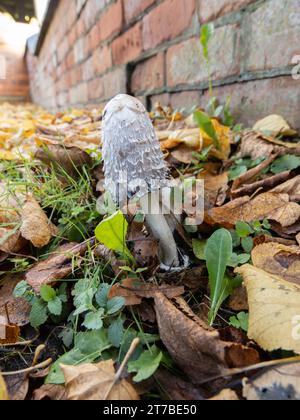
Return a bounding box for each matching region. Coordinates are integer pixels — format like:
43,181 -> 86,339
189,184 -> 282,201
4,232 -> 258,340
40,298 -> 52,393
102,94 -> 181,268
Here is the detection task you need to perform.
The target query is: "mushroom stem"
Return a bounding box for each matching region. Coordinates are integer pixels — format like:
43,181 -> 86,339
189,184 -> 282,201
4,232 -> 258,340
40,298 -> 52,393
140,192 -> 180,268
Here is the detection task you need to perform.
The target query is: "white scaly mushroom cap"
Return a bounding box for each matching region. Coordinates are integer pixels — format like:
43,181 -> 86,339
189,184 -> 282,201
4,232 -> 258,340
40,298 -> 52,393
102,94 -> 170,204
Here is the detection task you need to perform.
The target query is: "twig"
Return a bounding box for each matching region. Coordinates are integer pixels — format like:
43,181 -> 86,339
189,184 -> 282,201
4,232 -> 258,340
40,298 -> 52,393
1,358 -> 52,377
0,333 -> 39,348
32,344 -> 45,367
103,338 -> 140,400
198,355 -> 300,385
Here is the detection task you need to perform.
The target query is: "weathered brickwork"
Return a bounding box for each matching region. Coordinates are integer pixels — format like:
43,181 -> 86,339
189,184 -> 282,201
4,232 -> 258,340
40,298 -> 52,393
26,0 -> 300,128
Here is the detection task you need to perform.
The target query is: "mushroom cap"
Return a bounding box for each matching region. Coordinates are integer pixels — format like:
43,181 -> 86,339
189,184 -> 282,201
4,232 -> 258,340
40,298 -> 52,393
102,94 -> 170,203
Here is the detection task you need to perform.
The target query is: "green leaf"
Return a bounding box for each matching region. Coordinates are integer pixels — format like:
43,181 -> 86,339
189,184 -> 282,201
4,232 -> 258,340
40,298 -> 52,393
46,348 -> 85,384
108,316 -> 124,347
106,297 -> 125,315
40,285 -> 56,303
193,110 -> 220,149
229,165 -> 248,181
13,281 -> 28,298
235,221 -> 253,238
229,312 -> 249,332
48,297 -> 63,316
29,299 -> 48,328
95,211 -> 133,261
82,309 -> 104,330
241,237 -> 254,253
75,330 -> 111,355
229,252 -> 251,268
205,229 -> 233,325
200,23 -> 215,60
95,283 -> 110,307
192,239 -> 207,260
271,155 -> 300,174
128,345 -> 163,383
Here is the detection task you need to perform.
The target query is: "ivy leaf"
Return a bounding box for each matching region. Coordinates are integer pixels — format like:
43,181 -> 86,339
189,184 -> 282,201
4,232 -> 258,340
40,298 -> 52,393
95,211 -> 133,262
106,297 -> 125,315
128,345 -> 163,383
83,309 -> 105,330
193,110 -> 220,150
29,299 -> 48,328
48,297 -> 63,316
40,285 -> 56,302
205,229 -> 233,325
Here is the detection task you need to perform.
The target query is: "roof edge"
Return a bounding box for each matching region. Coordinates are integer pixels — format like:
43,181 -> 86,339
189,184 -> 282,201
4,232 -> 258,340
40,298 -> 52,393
34,0 -> 59,56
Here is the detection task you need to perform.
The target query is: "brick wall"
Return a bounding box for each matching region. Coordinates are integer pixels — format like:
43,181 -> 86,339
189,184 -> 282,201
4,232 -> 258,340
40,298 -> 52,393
26,0 -> 300,128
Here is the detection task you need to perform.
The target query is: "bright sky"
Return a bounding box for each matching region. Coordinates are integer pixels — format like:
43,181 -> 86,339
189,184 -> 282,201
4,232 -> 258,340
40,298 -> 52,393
0,12 -> 40,52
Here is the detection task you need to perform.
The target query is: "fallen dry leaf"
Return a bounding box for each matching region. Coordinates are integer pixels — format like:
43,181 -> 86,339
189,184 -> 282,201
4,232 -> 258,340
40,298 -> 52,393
252,242 -> 300,286
154,293 -> 259,384
236,264 -> 300,354
198,172 -> 229,209
0,275 -> 31,326
0,375 -> 8,401
228,286 -> 249,312
209,389 -> 239,400
207,192 -> 300,228
26,242 -> 88,292
154,369 -> 204,400
62,360 -> 140,401
32,384 -> 67,401
109,278 -> 185,306
20,195 -> 58,248
240,131 -> 300,160
35,144 -> 93,178
271,175 -> 300,197
243,363 -> 300,400
253,115 -> 297,137
4,374 -> 28,401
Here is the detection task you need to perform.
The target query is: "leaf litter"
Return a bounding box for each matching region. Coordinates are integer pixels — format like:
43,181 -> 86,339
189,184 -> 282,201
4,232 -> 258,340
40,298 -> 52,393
0,98 -> 300,401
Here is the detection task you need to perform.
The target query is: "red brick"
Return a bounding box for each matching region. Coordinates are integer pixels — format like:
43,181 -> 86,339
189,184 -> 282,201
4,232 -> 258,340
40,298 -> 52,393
88,77 -> 104,100
170,91 -> 200,109
199,0 -> 255,23
123,0 -> 155,23
201,77 -> 300,129
76,17 -> 86,38
92,45 -> 112,75
101,67 -> 127,99
99,0 -> 123,41
242,0 -> 300,71
112,22 -> 143,65
88,23 -> 101,51
132,53 -> 165,93
167,26 -> 240,87
143,0 -> 196,50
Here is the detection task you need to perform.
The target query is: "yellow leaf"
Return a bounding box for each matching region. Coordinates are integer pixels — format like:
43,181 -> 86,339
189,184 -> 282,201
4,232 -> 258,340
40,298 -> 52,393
201,119 -> 231,160
236,264 -> 300,354
253,115 -> 297,137
0,375 -> 8,401
252,242 -> 300,286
